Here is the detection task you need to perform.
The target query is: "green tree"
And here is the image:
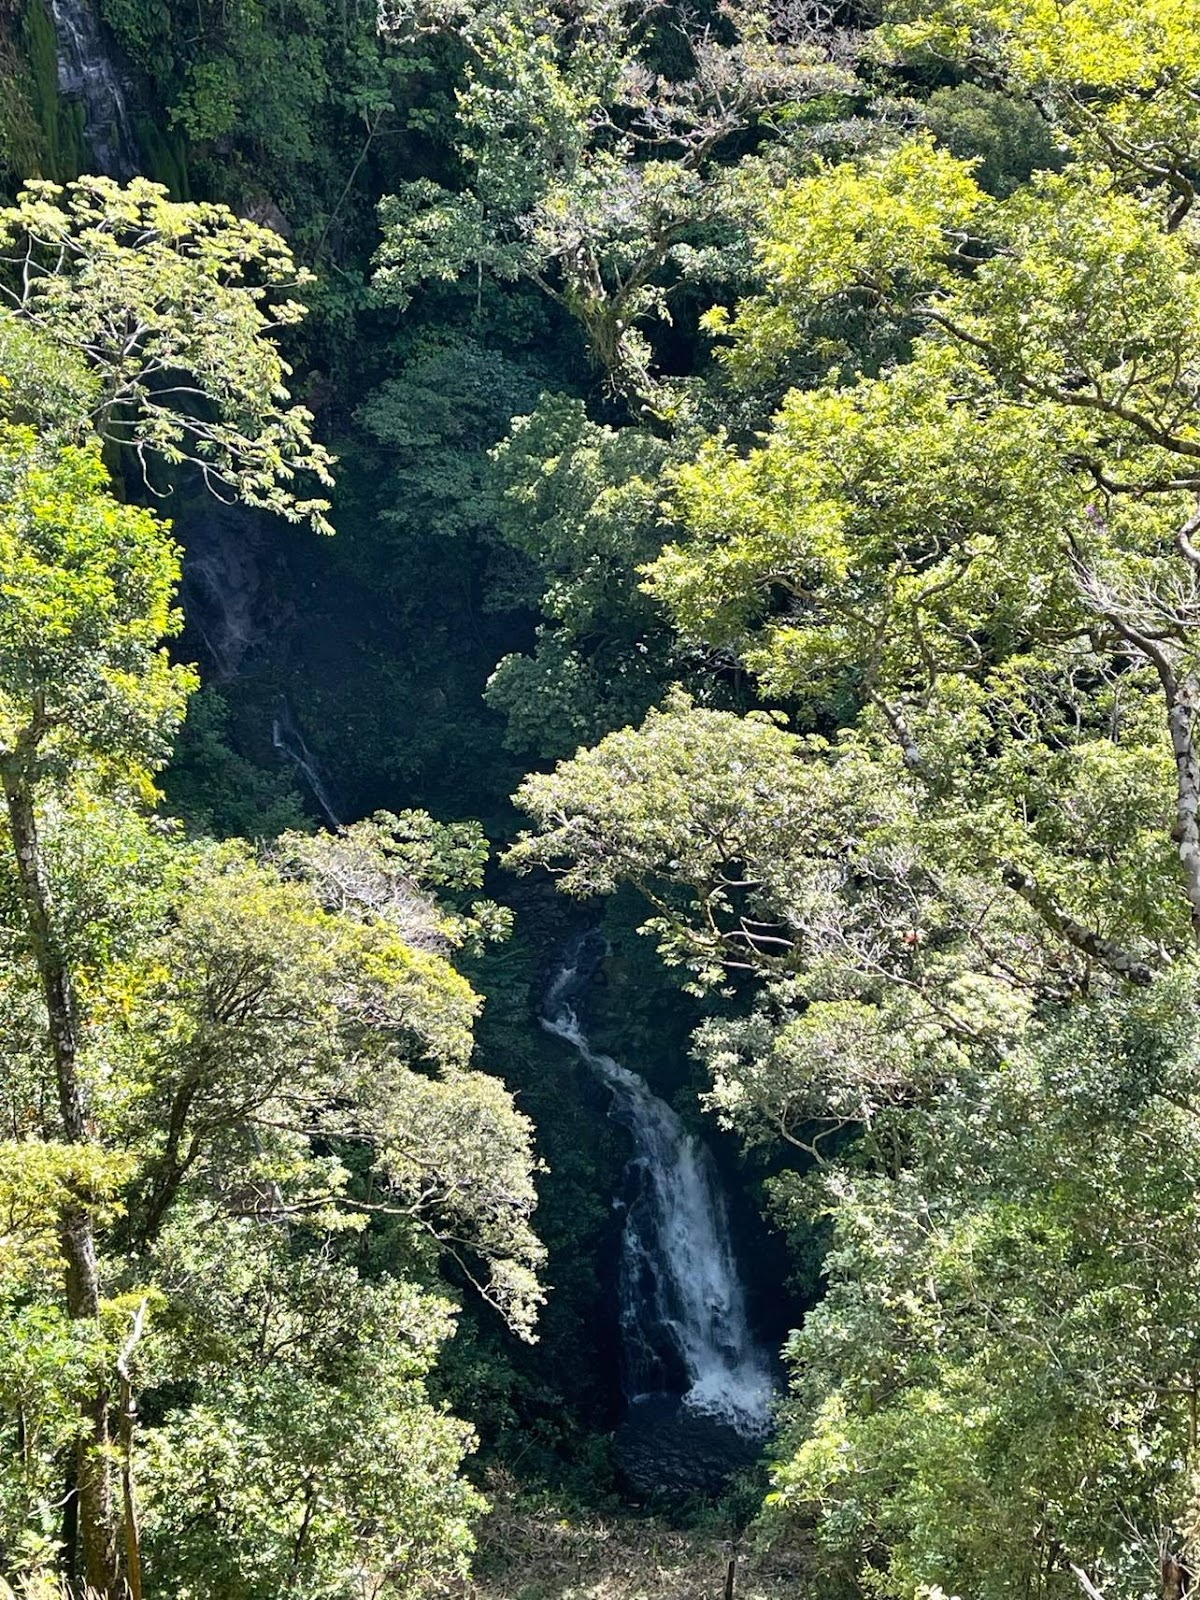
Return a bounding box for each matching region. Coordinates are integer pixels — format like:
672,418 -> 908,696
0,172 -> 543,1598
139,1231 -> 484,1600
767,973 -> 1200,1599
0,167 -> 343,1587
484,393 -> 684,757
0,800 -> 543,1597
507,0 -> 1200,1588
375,0 -> 859,404
0,682 -> 543,1596
0,425 -> 193,1595
0,176 -> 333,530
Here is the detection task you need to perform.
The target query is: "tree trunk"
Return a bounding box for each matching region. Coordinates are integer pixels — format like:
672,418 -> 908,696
2,770 -> 124,1598
1163,1553 -> 1190,1600
136,1076 -> 201,1247
1168,689 -> 1200,938
117,1303 -> 148,1600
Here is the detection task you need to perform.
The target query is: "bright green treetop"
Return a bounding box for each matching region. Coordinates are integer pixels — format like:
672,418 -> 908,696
0,176 -> 334,530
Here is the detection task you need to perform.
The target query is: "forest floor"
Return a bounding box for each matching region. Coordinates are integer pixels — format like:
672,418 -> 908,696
450,1487 -> 811,1600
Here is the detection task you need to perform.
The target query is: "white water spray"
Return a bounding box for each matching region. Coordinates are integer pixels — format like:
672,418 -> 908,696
272,704 -> 341,829
543,942 -> 772,1437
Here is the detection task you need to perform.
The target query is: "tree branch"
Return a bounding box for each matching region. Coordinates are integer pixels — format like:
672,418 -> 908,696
1001,863 -> 1156,985
1068,1563 -> 1107,1600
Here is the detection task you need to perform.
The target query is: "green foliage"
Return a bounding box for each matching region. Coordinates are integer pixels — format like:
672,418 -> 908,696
0,425 -> 194,785
0,147 -> 544,1593
0,1297 -> 104,1576
0,792 -> 546,1591
27,0 -> 1200,1588
356,335 -> 544,547
920,83 -> 1061,197
768,974 -> 1200,1598
506,1 -> 1200,1585
0,176 -> 334,529
701,136 -> 986,385
111,822 -> 542,1325
375,0 -> 861,402
141,1226 -> 483,1600
881,0 -> 1200,176
0,317 -> 97,438
99,0 -> 429,259
0,1141 -> 131,1289
484,395 -> 682,757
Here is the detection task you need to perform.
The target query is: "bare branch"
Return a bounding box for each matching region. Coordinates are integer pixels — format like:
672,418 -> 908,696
1068,1563 -> 1107,1600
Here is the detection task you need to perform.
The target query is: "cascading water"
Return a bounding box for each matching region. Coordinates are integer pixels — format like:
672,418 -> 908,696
542,933 -> 773,1461
272,703 -> 341,829
49,0 -> 140,178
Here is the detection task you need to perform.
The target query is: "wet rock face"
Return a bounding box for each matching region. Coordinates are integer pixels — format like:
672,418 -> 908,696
179,500 -> 271,682
49,0 -> 140,177
614,1395 -> 762,1500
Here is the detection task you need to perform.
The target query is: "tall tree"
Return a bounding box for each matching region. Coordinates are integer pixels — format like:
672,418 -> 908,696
0,170 -> 342,1588
0,426 -> 192,1594
0,428 -> 542,1595
375,0 -> 860,405
507,1 -> 1200,1589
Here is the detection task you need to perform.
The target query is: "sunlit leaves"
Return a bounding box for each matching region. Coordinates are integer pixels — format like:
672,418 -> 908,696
769,974 -> 1200,1597
507,13 -> 1200,1586
707,138 -> 986,384
485,394 -> 677,756
0,426 -> 194,784
883,0 -> 1200,175
0,176 -> 334,532
140,1225 -> 484,1600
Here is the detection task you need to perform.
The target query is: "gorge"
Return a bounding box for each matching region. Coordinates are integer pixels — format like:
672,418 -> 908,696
4,2 -> 1199,1596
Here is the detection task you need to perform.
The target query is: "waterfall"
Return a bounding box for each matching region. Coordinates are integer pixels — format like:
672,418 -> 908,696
180,501 -> 270,684
272,703 -> 341,829
49,0 -> 140,178
543,936 -> 772,1439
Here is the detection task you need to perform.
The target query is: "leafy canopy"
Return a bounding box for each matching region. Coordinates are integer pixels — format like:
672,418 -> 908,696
0,177 -> 334,530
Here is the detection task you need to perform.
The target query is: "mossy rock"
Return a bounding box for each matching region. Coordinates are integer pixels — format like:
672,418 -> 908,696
20,0 -> 89,180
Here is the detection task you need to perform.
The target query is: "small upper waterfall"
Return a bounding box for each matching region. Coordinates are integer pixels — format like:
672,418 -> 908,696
49,0 -> 140,178
543,934 -> 773,1442
272,703 -> 341,829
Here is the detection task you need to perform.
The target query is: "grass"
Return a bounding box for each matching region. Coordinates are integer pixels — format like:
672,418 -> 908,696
448,1481 -> 810,1600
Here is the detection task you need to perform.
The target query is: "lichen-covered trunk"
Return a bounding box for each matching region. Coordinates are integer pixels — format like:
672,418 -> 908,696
1168,691 -> 1200,938
2,771 -> 123,1599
